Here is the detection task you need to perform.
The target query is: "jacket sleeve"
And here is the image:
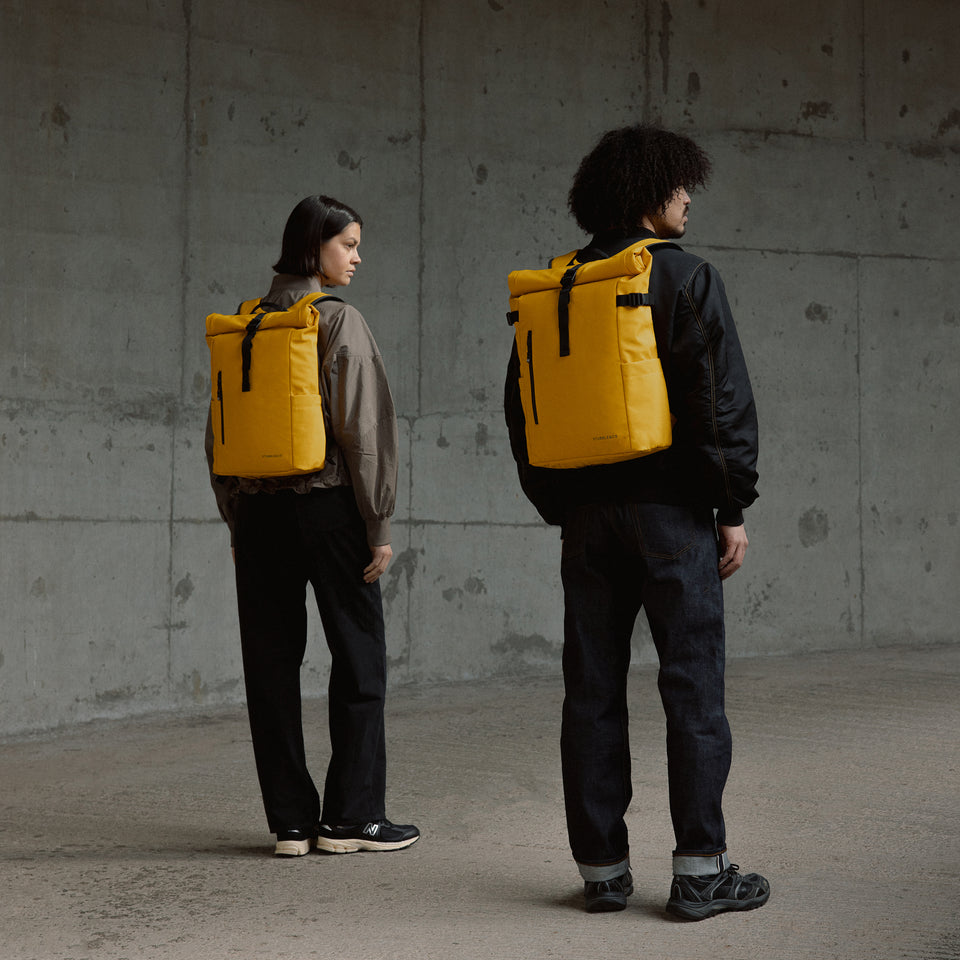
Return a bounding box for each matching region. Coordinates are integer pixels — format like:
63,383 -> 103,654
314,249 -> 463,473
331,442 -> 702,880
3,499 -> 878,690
323,306 -> 398,547
504,340 -> 565,526
204,406 -> 240,545
673,262 -> 759,526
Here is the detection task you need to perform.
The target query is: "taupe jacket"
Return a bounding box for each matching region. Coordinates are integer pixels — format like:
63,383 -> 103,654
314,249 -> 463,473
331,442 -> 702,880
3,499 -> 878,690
204,274 -> 398,548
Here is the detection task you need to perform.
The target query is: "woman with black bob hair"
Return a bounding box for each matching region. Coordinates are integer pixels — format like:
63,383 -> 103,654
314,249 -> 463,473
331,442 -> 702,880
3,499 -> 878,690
205,194 -> 420,858
273,194 -> 363,277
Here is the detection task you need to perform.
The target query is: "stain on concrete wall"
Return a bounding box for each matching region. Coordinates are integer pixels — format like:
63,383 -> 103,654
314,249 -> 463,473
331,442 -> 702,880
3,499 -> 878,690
799,508 -> 830,548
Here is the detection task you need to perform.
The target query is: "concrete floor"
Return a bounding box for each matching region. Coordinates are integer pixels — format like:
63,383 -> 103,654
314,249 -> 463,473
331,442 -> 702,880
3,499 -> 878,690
1,644 -> 958,960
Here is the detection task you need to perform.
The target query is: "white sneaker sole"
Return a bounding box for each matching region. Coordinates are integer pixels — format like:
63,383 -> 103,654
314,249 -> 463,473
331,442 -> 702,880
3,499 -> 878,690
274,837 -> 313,857
315,834 -> 420,854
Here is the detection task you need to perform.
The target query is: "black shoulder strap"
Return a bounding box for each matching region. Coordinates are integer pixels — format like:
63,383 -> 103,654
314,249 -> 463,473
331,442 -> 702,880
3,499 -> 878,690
645,240 -> 682,252
571,243 -> 610,265
309,293 -> 343,307
250,292 -> 344,313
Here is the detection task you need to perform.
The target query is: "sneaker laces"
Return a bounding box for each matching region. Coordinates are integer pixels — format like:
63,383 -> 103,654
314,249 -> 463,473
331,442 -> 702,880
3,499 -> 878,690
674,864 -> 758,902
587,871 -> 632,894
594,877 -> 623,893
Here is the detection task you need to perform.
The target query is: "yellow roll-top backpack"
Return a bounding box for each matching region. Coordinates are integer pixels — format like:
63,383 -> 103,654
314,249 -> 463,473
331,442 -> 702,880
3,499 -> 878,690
205,292 -> 342,478
506,239 -> 675,469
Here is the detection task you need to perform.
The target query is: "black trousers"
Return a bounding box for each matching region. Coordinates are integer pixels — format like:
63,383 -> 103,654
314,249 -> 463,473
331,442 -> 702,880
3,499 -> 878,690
233,487 -> 387,833
560,502 -> 731,875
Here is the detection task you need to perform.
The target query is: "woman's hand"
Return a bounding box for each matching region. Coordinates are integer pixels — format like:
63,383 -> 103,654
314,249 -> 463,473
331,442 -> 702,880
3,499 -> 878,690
364,543 -> 393,583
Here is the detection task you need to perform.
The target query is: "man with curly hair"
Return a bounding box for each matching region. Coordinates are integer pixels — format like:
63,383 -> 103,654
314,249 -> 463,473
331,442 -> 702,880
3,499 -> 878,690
504,124 -> 769,920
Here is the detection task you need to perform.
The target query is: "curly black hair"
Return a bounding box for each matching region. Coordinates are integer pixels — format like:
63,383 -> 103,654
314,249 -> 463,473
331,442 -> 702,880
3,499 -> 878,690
568,124 -> 712,235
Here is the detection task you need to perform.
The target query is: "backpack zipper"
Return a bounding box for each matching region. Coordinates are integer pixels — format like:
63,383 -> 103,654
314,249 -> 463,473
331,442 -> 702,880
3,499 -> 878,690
526,330 -> 539,425
216,371 -> 225,444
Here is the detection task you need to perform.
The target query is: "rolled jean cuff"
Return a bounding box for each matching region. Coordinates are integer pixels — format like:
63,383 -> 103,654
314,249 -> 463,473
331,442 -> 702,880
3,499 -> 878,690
577,856 -> 630,882
673,850 -> 730,876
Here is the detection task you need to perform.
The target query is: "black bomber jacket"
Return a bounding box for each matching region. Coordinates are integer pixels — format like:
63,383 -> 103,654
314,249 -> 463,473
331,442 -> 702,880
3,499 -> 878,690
504,229 -> 759,528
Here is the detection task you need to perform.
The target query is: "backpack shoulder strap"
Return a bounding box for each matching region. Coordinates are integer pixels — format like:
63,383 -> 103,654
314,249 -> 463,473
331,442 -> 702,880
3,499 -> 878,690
642,239 -> 682,252
240,291 -> 346,315
308,292 -> 343,307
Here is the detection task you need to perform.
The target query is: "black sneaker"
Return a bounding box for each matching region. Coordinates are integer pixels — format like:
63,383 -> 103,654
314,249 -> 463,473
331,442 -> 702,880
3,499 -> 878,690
666,864 -> 770,921
584,870 -> 634,913
315,819 -> 420,854
274,828 -> 316,857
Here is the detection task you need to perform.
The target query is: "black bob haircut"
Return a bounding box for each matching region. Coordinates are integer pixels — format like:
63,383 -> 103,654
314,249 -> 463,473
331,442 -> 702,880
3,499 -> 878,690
568,124 -> 712,236
273,195 -> 363,276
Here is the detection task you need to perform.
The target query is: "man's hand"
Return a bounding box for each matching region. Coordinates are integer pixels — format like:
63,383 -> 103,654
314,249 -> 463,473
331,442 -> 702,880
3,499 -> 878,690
364,543 -> 393,583
717,524 -> 748,581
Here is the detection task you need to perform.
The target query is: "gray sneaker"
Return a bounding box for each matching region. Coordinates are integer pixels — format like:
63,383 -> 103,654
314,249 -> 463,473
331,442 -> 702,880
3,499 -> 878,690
666,864 -> 770,920
584,870 -> 634,913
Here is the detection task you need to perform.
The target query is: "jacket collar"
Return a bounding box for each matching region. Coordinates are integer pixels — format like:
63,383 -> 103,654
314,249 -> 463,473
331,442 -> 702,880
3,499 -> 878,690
580,228 -> 660,262
258,273 -> 327,311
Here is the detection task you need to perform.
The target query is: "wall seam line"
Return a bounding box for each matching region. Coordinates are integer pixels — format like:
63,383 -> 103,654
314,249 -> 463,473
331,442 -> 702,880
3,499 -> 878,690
858,0 -> 867,645
170,0 -> 194,700
403,0 -> 428,674
857,255 -> 865,647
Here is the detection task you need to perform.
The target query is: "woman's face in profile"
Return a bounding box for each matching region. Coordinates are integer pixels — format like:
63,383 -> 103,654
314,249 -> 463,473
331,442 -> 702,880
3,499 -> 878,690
319,221 -> 362,287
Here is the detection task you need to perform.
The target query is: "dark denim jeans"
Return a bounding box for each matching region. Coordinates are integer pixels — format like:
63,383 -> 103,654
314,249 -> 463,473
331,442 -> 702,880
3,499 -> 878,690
559,501 -> 732,877
234,487 -> 387,834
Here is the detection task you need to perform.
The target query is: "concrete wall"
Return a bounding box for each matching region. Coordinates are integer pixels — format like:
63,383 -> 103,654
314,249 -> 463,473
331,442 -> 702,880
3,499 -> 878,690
2,0 -> 957,736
